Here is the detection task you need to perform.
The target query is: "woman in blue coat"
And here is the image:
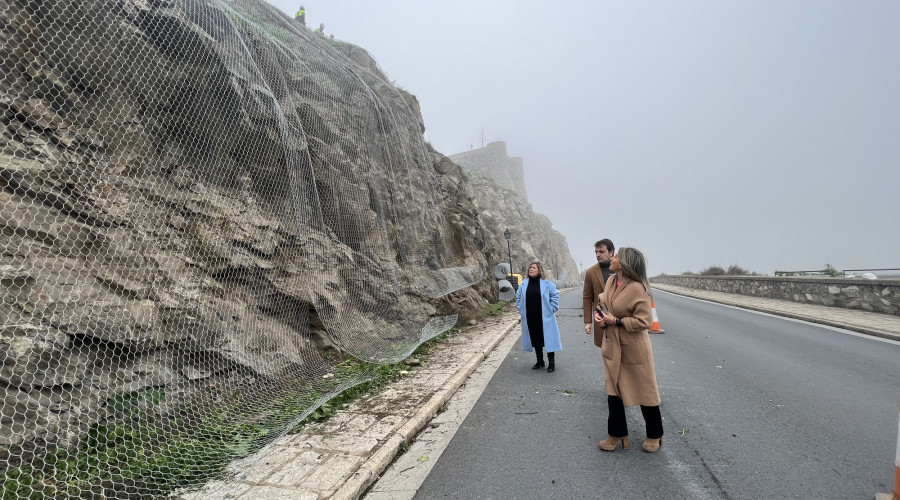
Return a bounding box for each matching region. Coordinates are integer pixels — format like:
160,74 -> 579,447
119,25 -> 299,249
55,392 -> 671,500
516,261 -> 562,372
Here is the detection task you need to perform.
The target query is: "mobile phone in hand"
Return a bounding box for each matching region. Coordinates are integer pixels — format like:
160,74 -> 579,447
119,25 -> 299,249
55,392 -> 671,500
595,304 -> 609,328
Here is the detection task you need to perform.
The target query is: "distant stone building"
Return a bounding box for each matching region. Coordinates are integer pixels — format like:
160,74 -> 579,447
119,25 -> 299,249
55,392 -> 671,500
447,141 -> 578,286
448,141 -> 528,198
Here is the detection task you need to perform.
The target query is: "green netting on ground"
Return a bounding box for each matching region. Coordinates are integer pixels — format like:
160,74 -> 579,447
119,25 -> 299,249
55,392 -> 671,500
0,0 -> 482,497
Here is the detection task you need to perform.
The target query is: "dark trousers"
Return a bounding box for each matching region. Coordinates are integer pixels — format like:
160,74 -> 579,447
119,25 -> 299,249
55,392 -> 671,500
607,395 -> 663,439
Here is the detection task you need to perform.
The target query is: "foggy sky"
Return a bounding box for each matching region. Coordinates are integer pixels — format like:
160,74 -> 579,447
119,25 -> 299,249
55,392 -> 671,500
271,0 -> 900,276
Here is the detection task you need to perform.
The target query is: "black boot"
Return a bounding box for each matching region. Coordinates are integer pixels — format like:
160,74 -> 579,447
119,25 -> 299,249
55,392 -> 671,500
547,352 -> 555,373
532,348 -> 545,369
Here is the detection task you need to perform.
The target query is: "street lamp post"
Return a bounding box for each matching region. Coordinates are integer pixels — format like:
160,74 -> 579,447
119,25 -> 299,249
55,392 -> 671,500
503,228 -> 513,276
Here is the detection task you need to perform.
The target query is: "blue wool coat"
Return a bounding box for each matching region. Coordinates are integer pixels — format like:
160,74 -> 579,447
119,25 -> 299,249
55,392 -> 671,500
515,278 -> 562,353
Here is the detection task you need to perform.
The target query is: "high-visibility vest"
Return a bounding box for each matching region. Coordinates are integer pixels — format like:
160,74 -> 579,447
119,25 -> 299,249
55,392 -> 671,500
295,9 -> 305,19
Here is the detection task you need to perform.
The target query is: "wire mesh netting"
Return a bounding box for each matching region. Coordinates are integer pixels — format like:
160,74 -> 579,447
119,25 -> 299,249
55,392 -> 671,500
0,0 -> 483,497
492,263 -> 510,280
497,280 -> 515,301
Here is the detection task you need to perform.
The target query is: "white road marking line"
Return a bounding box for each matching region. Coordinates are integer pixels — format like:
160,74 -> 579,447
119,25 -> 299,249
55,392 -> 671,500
654,289 -> 900,345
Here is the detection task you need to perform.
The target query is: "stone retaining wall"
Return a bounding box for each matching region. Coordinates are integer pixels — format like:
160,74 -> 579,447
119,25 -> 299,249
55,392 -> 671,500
650,275 -> 900,317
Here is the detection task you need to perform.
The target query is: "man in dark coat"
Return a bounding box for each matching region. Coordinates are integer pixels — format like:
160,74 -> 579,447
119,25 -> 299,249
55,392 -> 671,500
582,238 -> 615,347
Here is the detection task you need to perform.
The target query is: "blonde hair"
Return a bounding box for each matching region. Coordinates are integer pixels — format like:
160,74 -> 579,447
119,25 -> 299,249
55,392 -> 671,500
617,247 -> 651,297
526,261 -> 546,279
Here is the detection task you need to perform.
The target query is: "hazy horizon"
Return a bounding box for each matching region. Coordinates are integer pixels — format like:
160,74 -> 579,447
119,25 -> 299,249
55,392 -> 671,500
270,1 -> 899,276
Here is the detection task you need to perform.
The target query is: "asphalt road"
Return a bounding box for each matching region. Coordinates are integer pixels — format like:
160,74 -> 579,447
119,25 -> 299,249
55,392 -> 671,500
413,289 -> 900,499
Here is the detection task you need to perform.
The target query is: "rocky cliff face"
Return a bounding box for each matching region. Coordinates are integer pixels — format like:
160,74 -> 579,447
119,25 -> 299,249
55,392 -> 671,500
0,0 -> 501,487
449,143 -> 579,284
0,0 -> 570,493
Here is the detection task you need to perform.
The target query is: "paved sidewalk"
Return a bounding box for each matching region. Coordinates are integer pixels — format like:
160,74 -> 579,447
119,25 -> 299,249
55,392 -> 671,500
180,286 -> 899,500
179,309 -> 522,500
652,283 -> 900,342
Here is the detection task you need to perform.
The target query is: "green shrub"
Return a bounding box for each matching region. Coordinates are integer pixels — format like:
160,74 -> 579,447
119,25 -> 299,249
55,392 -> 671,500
699,266 -> 726,276
485,301 -> 507,316
823,263 -> 843,277
725,265 -> 750,275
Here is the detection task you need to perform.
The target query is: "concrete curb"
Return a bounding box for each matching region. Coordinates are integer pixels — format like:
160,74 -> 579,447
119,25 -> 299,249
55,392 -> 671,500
655,287 -> 900,342
332,318 -> 520,499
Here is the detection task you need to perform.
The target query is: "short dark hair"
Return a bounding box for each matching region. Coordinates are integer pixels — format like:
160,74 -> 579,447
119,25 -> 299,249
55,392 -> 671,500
594,239 -> 614,253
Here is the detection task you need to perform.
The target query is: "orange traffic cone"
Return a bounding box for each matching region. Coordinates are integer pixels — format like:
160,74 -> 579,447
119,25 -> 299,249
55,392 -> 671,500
875,398 -> 900,500
649,298 -> 665,334
895,406 -> 900,500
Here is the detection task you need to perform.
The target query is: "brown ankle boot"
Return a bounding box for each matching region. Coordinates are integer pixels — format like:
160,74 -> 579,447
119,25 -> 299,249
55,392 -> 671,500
642,437 -> 663,453
598,435 -> 630,451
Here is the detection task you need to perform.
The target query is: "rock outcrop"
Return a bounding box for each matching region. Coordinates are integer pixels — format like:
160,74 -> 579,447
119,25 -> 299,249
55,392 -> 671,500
449,143 -> 579,284
0,0 -> 567,494
449,141 -> 528,197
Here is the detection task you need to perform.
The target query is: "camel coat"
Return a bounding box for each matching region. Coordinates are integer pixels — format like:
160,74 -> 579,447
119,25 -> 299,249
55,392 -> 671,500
599,275 -> 661,407
582,263 -> 609,348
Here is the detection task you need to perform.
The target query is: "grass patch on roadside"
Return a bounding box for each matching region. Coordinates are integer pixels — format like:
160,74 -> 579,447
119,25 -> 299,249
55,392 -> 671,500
485,300 -> 509,317
0,328 -> 460,498
291,327 -> 459,430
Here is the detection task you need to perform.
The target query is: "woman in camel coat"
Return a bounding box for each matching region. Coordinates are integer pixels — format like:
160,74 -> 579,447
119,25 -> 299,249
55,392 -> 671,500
593,247 -> 664,453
